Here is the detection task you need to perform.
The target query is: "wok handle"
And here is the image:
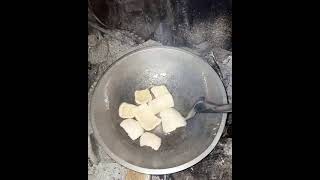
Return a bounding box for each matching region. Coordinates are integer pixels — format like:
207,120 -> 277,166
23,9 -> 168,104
195,97 -> 232,113
204,102 -> 232,113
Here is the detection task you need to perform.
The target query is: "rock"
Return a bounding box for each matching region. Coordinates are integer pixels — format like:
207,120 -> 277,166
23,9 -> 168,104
125,170 -> 150,180
206,16 -> 232,50
123,0 -> 144,13
88,34 -> 98,47
88,39 -> 111,64
223,138 -> 232,156
183,22 -> 207,45
204,48 -> 232,103
88,28 -> 162,65
170,171 -> 207,180
88,62 -> 98,90
190,138 -> 232,180
89,0 -> 161,39
94,162 -> 127,180
88,136 -> 98,164
194,41 -> 210,53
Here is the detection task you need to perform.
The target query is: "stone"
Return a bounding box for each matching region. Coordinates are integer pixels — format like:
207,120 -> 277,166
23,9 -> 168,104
125,169 -> 150,180
88,34 -> 98,47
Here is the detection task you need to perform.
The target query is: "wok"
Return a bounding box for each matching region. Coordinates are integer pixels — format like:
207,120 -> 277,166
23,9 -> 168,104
89,46 -> 228,174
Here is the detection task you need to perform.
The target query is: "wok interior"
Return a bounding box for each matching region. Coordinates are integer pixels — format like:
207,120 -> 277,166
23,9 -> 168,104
92,48 -> 226,169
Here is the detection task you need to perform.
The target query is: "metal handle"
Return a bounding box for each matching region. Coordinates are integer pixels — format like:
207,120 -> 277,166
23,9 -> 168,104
195,97 -> 232,113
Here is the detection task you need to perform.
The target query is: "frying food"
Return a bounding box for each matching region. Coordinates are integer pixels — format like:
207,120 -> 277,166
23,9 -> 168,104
150,85 -> 170,98
148,93 -> 174,114
160,108 -> 187,134
134,104 -> 161,131
119,102 -> 137,119
139,132 -> 161,151
120,119 -> 144,140
134,89 -> 153,104
118,85 -> 187,151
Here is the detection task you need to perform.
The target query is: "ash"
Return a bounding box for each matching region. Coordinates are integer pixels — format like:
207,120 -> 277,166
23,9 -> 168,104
88,0 -> 231,179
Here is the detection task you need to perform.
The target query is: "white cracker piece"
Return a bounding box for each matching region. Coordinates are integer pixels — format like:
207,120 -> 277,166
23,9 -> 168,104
159,108 -> 187,134
139,132 -> 161,151
120,119 -> 144,140
134,89 -> 153,104
119,102 -> 137,119
150,85 -> 170,98
134,104 -> 161,131
148,93 -> 174,114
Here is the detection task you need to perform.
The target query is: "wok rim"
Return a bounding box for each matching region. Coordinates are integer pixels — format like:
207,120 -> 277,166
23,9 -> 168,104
89,46 -> 228,175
